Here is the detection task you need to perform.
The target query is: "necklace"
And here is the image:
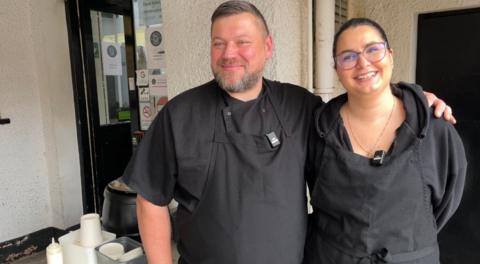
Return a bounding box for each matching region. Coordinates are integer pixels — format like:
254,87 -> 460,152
345,97 -> 396,157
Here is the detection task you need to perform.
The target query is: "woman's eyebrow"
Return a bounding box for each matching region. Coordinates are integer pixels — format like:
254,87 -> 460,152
337,41 -> 384,55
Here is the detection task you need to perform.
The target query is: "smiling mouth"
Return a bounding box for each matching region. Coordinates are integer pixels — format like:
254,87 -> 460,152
219,59 -> 244,69
354,71 -> 377,81
221,64 -> 244,69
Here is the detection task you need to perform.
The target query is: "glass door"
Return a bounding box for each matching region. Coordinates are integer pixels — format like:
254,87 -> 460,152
69,0 -> 136,213
88,9 -> 134,212
66,0 -> 167,213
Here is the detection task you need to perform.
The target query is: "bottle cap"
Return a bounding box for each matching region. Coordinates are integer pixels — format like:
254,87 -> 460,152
47,238 -> 62,254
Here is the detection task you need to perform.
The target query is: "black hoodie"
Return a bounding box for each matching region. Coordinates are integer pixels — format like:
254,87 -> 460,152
305,82 -> 467,264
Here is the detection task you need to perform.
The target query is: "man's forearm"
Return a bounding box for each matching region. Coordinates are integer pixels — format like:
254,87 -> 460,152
137,195 -> 173,264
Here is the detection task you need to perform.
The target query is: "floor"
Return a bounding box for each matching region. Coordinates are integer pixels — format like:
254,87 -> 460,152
9,242 -> 180,264
9,252 -> 46,264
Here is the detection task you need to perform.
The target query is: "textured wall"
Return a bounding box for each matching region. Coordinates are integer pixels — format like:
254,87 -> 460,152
162,0 -> 309,97
29,0 -> 82,229
350,0 -> 480,83
0,0 -> 82,242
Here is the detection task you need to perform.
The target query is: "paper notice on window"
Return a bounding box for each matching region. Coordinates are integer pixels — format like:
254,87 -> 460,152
142,0 -> 162,26
139,101 -> 154,130
101,42 -> 122,76
145,25 -> 166,70
149,72 -> 168,97
138,87 -> 150,102
136,69 -> 149,86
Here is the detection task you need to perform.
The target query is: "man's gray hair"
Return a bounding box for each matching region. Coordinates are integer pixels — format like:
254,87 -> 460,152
211,0 -> 270,35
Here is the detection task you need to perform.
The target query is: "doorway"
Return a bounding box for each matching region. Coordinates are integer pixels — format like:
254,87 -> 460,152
65,0 -> 137,213
416,8 -> 480,263
65,0 -> 166,214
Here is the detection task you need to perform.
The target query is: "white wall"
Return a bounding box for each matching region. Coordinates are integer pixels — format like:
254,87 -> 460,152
350,0 -> 480,83
0,0 -> 308,243
161,0 -> 309,96
0,0 -> 82,242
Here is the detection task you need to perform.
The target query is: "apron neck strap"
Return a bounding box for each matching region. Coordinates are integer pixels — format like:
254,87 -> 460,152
264,80 -> 291,137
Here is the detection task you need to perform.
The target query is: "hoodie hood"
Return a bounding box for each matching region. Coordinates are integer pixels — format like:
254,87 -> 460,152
314,82 -> 431,140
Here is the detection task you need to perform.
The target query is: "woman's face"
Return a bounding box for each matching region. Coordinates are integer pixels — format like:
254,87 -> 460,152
335,25 -> 393,96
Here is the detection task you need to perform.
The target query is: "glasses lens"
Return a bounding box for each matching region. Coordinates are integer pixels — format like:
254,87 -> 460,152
337,52 -> 358,70
364,43 -> 386,63
336,42 -> 387,70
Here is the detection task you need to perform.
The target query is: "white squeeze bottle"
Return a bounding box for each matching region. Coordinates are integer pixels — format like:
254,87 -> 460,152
46,238 -> 63,264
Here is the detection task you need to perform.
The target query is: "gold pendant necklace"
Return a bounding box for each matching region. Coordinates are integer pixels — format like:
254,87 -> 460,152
345,97 -> 396,158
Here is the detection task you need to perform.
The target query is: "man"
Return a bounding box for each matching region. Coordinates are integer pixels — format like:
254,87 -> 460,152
123,1 -> 453,264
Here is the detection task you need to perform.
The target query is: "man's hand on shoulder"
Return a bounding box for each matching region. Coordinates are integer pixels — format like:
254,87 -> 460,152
424,91 -> 456,124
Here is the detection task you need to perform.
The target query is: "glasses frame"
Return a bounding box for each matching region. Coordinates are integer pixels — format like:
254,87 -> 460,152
335,42 -> 388,70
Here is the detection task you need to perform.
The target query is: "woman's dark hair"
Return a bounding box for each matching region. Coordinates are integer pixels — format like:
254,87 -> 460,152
211,0 -> 270,36
332,18 -> 390,67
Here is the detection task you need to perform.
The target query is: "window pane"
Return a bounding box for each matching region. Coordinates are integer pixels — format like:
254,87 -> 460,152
133,0 -> 169,130
90,10 -> 131,125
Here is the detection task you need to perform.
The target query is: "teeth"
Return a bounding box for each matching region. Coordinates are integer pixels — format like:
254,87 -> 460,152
356,72 -> 376,80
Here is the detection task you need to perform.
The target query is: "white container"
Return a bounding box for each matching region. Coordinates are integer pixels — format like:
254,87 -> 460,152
59,229 -> 116,264
80,213 -> 104,247
118,247 -> 143,262
95,237 -> 146,264
46,238 -> 63,264
99,242 -> 125,260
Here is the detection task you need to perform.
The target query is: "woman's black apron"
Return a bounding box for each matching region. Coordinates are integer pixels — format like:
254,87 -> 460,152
305,122 -> 440,264
177,85 -> 308,264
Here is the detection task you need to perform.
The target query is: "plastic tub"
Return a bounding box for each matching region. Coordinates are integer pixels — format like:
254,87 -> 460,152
95,237 -> 146,264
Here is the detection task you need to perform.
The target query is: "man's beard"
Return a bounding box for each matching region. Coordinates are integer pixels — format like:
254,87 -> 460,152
213,67 -> 263,93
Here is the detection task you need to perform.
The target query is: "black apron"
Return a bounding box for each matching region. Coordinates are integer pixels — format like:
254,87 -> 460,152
177,85 -> 307,264
305,123 -> 439,264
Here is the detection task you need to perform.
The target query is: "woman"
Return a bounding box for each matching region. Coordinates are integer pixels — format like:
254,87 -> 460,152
304,18 -> 467,263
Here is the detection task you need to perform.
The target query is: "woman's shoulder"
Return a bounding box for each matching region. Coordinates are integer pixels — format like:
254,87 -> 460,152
427,111 -> 461,140
313,93 -> 347,135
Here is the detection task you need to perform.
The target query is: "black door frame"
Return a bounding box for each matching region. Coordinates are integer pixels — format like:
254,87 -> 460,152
416,7 -> 480,264
64,0 -> 139,213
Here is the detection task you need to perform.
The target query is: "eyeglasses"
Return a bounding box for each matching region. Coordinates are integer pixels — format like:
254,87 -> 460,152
335,42 -> 388,70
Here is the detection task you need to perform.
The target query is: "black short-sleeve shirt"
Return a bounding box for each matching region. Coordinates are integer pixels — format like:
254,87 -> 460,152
123,79 -> 323,208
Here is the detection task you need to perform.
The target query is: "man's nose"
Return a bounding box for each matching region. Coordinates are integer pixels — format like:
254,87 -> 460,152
223,42 -> 238,58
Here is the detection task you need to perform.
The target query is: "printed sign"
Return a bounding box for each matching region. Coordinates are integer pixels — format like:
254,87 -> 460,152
138,87 -> 150,102
149,72 -> 168,97
142,0 -> 162,26
139,102 -> 154,130
146,25 -> 166,70
136,69 -> 149,86
101,42 -> 122,76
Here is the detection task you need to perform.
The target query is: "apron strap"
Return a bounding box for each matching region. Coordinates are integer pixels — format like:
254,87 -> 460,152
264,81 -> 291,137
213,89 -> 277,152
312,213 -> 437,264
215,81 -> 290,137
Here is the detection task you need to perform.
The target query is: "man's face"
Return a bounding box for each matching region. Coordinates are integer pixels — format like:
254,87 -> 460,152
211,13 -> 272,94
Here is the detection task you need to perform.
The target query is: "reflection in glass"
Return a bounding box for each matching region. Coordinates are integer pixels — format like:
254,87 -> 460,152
133,0 -> 169,130
90,11 -> 130,125
133,0 -> 162,70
